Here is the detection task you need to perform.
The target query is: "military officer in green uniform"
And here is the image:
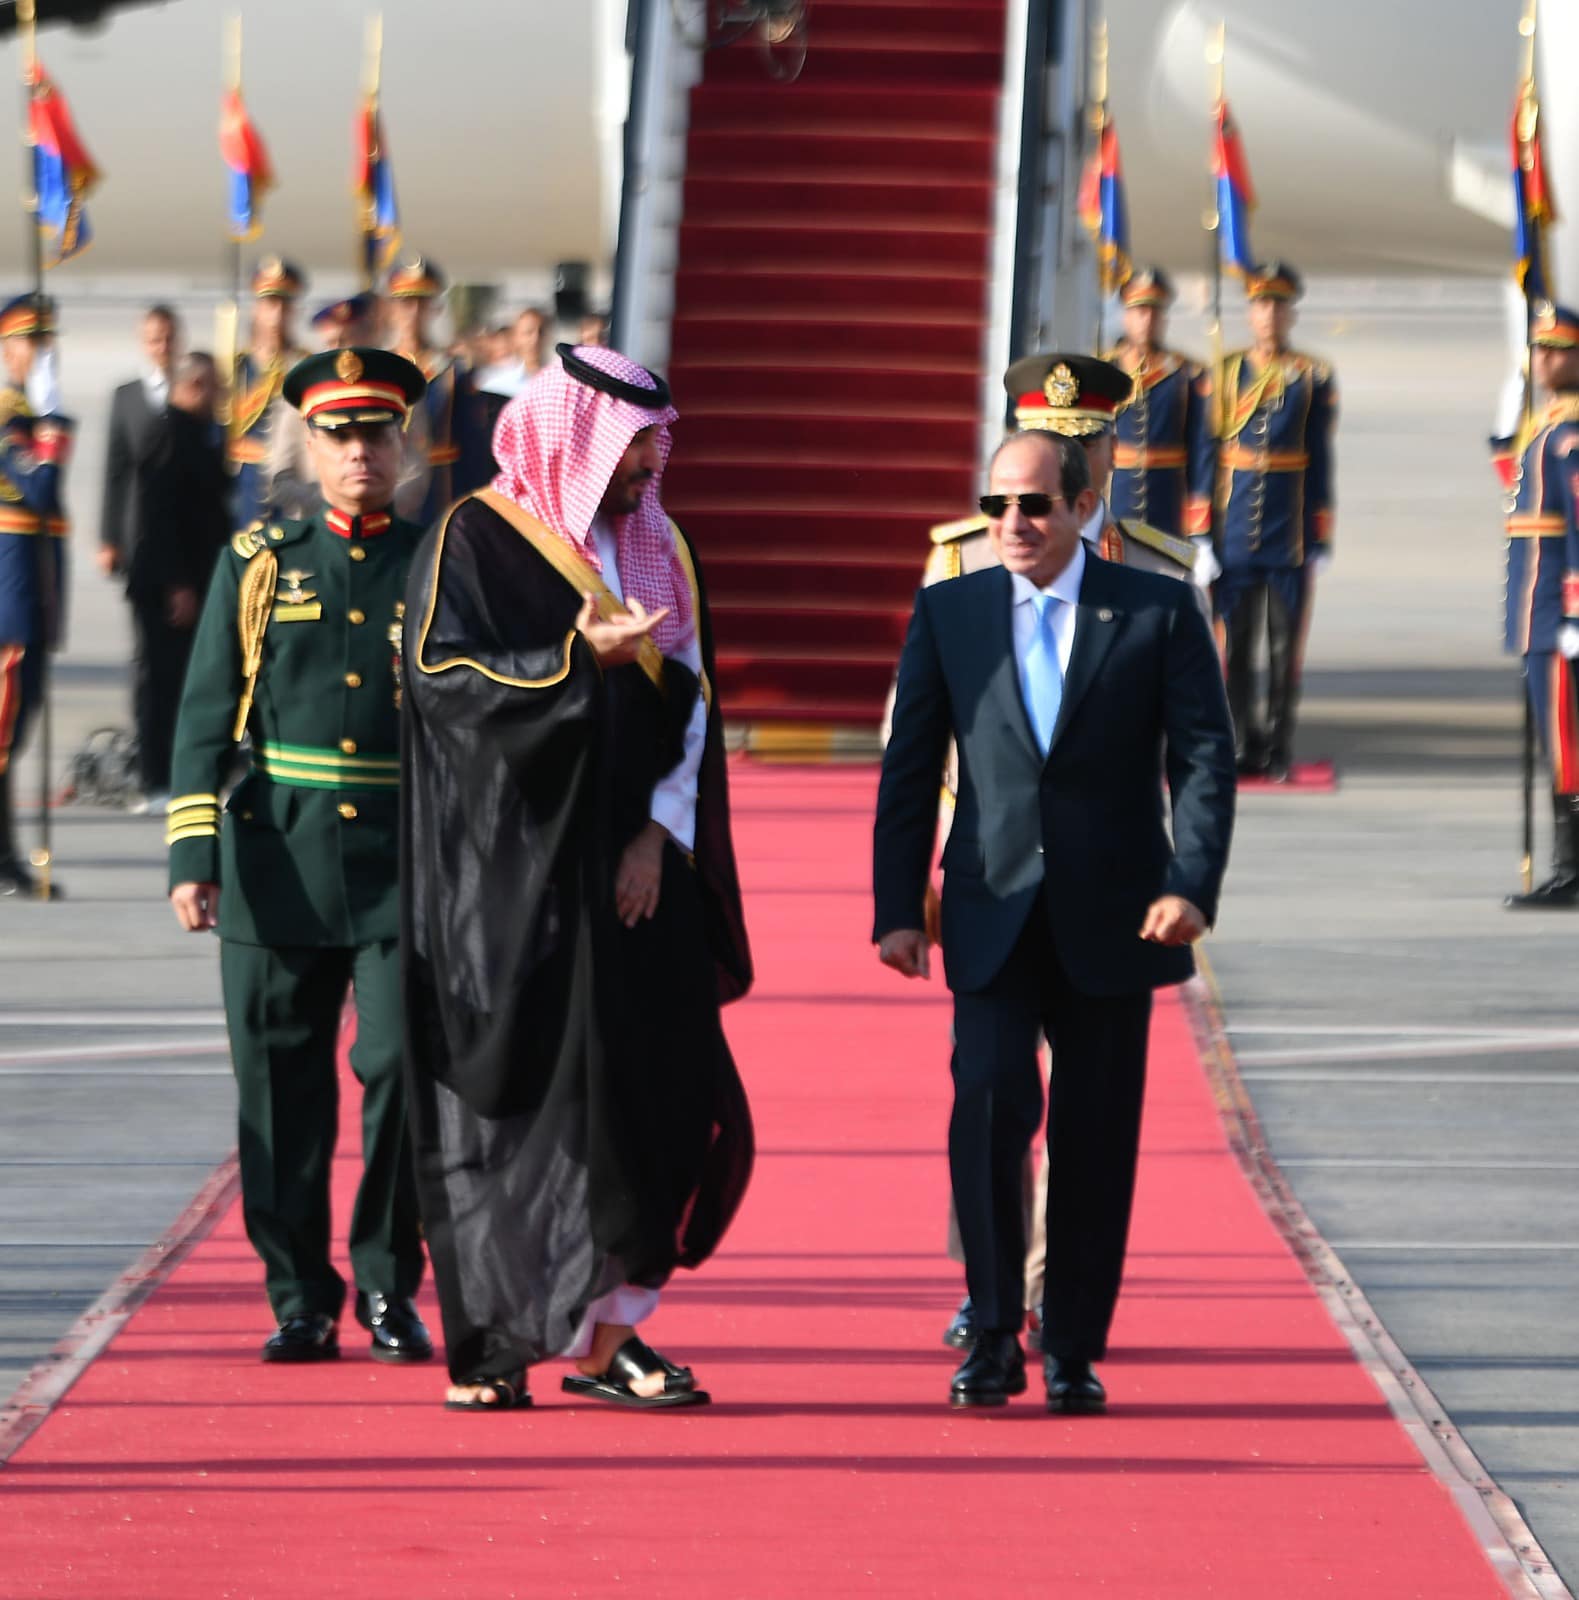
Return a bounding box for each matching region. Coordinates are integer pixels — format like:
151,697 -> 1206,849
166,348 -> 433,1365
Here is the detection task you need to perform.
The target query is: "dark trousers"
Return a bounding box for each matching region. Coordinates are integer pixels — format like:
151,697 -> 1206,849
220,937 -> 425,1321
949,897 -> 1152,1360
131,598 -> 195,792
1219,566 -> 1309,767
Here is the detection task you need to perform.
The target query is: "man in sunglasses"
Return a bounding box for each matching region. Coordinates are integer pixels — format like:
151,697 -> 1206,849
875,428 -> 1236,1414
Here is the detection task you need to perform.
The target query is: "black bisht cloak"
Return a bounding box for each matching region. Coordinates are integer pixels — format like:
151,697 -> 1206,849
400,492 -> 754,1381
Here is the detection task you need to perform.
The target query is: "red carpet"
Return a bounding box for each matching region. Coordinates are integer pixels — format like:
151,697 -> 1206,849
665,0 -> 1006,726
1238,759 -> 1339,794
0,767 -> 1507,1597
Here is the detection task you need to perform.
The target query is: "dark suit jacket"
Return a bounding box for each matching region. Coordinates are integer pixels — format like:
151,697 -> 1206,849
128,408 -> 228,606
101,377 -> 162,567
873,553 -> 1236,996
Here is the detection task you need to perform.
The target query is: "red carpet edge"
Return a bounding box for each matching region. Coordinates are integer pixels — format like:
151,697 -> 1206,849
1185,957 -> 1572,1600
0,1154 -> 241,1467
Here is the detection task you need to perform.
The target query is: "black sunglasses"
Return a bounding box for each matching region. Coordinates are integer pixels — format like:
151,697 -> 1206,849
978,492 -> 1061,518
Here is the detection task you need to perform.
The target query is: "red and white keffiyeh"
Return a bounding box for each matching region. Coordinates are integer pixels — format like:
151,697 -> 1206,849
491,345 -> 694,655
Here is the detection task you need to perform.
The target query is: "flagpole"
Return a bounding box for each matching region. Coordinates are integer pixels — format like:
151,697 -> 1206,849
1518,0 -> 1540,894
16,0 -> 52,900
361,14 -> 383,292
1089,19 -> 1109,356
1205,22 -> 1226,443
218,15 -> 243,434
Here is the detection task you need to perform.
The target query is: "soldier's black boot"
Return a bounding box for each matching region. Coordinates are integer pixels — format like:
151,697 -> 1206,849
1506,793 -> 1579,908
0,768 -> 36,899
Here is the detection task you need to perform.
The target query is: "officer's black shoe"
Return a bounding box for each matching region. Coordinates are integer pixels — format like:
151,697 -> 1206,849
949,1331 -> 1026,1408
1235,754 -> 1269,779
1044,1356 -> 1107,1415
356,1291 -> 434,1363
942,1295 -> 976,1350
261,1312 -> 340,1363
1504,870 -> 1579,909
1267,758 -> 1292,784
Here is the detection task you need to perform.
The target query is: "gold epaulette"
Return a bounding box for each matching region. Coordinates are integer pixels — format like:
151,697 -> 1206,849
1120,519 -> 1197,570
231,521 -> 269,558
929,514 -> 989,545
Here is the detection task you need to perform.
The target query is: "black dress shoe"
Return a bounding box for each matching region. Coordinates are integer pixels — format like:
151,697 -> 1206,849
949,1331 -> 1026,1408
1044,1355 -> 1107,1414
1505,870 -> 1579,909
355,1291 -> 434,1363
262,1312 -> 340,1364
942,1295 -> 976,1351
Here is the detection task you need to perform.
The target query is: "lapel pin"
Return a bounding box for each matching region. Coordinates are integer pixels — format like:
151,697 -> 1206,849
1098,608 -> 1114,622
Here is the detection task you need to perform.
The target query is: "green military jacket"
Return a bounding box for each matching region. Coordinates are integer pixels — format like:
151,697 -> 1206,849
166,506 -> 422,948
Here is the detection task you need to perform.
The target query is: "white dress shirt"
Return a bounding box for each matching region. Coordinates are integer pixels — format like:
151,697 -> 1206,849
475,358 -> 533,399
142,367 -> 169,411
591,516 -> 706,850
1009,537 -> 1085,688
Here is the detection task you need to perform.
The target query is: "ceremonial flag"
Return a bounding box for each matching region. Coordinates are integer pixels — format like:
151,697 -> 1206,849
355,95 -> 400,280
1078,119 -> 1132,295
1512,73 -> 1555,304
28,64 -> 98,266
220,87 -> 273,243
1211,100 -> 1256,276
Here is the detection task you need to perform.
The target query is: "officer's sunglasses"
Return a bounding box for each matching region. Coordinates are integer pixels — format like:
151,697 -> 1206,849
978,492 -> 1061,518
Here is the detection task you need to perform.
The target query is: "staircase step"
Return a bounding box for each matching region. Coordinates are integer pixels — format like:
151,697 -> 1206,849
705,552 -> 923,604
678,219 -> 993,272
670,363 -> 982,415
671,314 -> 982,364
677,509 -> 947,558
674,267 -> 988,317
683,174 -> 991,227
689,84 -> 997,138
715,652 -> 901,706
711,600 -> 911,653
686,128 -> 992,180
667,457 -> 972,504
804,1 -> 1006,48
680,411 -> 978,457
703,36 -> 1002,87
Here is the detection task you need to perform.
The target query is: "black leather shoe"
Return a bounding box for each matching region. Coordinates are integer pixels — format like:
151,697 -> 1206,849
355,1291 -> 434,1363
1505,871 -> 1579,909
1044,1355 -> 1107,1414
942,1295 -> 976,1351
949,1332 -> 1026,1408
261,1312 -> 340,1364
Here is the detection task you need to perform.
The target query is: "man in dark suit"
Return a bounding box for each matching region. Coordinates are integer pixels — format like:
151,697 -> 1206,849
874,427 -> 1235,1413
98,303 -> 180,805
129,352 -> 229,800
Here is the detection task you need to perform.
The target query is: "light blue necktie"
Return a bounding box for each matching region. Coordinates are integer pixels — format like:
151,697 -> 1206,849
1021,591 -> 1063,756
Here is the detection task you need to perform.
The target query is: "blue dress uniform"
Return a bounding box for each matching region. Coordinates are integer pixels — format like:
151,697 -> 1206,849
1105,269 -> 1216,540
0,293 -> 73,897
1499,302 -> 1579,907
385,257 -> 492,527
167,349 -> 433,1362
1215,262 -> 1337,778
228,258 -> 309,532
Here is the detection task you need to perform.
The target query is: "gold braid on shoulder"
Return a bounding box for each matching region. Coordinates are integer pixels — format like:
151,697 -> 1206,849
232,548 -> 279,741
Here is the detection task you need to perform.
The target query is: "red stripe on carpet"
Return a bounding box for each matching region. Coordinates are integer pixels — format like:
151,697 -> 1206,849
0,767 -> 1508,1597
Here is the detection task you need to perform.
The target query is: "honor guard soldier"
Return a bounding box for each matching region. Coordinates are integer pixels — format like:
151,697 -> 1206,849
1215,262 -> 1337,781
384,256 -> 490,525
1500,303 -> 1579,907
924,353 -> 1201,587
229,258 -> 309,532
0,294 -> 73,898
1105,268 -> 1216,548
166,348 -> 433,1362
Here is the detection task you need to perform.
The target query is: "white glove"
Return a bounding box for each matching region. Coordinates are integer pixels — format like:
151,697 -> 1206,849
1310,549 -> 1334,578
1559,622 -> 1579,661
1191,537 -> 1221,589
25,347 -> 60,416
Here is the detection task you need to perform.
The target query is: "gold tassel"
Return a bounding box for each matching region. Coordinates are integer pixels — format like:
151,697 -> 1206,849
232,549 -> 278,741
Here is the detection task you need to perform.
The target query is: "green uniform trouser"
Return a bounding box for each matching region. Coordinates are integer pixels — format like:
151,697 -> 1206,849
220,938 -> 425,1321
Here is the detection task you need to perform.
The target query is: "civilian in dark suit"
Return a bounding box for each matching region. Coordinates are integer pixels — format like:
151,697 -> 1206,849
873,429 -> 1235,1412
127,352 -> 228,800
